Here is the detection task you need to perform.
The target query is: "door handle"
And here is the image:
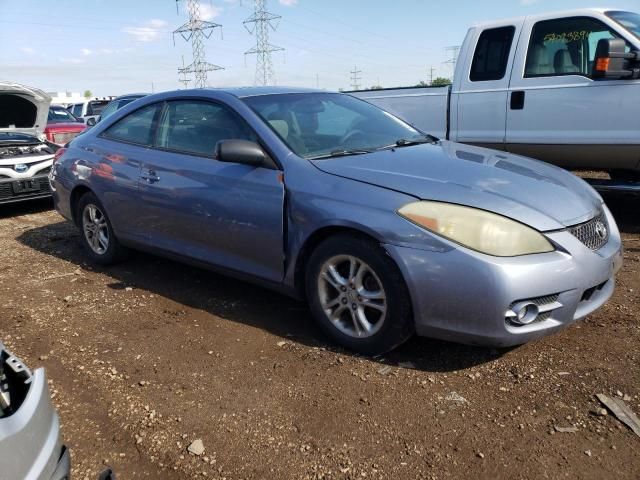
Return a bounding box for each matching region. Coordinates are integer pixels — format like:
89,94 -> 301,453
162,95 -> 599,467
140,169 -> 160,183
510,91 -> 525,110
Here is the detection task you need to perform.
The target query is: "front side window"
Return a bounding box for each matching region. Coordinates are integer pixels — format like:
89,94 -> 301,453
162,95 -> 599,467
102,103 -> 162,145
243,93 -> 425,159
470,26 -> 516,82
71,104 -> 83,118
607,11 -> 640,39
524,17 -> 630,78
98,101 -> 119,121
155,100 -> 256,157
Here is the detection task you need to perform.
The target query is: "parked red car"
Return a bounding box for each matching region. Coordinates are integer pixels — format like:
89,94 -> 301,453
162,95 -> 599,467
45,105 -> 86,145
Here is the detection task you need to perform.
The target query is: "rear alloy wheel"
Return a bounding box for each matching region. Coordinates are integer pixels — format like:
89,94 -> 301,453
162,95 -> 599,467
82,204 -> 109,255
306,234 -> 414,355
77,192 -> 128,265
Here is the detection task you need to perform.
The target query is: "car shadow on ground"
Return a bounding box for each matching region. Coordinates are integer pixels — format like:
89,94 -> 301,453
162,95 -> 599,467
17,218 -> 506,373
0,198 -> 53,219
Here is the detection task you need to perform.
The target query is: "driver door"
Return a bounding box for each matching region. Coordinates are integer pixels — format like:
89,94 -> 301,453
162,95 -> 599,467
136,99 -> 285,283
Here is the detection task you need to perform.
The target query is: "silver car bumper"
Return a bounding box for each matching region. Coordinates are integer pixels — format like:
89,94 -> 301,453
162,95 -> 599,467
386,205 -> 623,347
0,344 -> 70,480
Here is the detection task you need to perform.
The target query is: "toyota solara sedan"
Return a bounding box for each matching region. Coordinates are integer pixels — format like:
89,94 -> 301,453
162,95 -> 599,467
50,87 -> 623,354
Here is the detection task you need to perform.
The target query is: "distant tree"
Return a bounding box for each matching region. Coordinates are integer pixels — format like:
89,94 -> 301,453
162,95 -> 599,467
431,77 -> 452,87
83,90 -> 92,99
416,80 -> 429,87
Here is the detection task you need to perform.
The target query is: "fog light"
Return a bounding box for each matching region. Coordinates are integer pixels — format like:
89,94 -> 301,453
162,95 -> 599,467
507,302 -> 539,325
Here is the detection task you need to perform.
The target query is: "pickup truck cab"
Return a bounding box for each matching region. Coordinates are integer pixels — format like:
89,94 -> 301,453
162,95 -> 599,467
69,98 -> 112,125
352,9 -> 640,181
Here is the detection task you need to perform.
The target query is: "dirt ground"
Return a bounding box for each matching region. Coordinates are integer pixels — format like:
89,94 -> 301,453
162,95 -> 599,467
0,192 -> 638,480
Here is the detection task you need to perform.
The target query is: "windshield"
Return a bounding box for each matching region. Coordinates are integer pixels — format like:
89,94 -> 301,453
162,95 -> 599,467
607,11 -> 640,39
48,106 -> 78,124
243,93 -> 426,159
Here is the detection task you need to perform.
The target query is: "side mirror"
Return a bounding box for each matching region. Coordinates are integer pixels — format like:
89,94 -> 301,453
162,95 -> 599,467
86,117 -> 97,127
216,139 -> 268,167
592,38 -> 639,80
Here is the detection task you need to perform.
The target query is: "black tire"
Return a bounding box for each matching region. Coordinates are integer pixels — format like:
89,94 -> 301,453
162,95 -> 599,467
76,192 -> 128,265
610,170 -> 640,183
305,234 -> 414,355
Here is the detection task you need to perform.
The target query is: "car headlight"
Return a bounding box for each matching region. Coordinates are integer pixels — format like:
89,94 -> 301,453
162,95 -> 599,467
397,201 -> 554,256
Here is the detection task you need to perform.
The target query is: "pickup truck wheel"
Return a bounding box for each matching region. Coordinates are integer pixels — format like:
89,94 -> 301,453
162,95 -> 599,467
306,234 -> 414,355
77,192 -> 128,265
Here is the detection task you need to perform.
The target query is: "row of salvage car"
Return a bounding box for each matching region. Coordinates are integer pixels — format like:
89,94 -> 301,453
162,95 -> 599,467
0,83 -> 139,207
0,83 -> 117,479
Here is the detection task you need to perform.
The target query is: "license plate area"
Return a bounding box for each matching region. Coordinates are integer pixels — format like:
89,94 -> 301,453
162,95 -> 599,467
12,179 -> 40,193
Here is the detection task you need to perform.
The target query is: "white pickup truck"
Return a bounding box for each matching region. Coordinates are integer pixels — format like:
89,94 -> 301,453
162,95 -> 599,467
352,9 -> 640,187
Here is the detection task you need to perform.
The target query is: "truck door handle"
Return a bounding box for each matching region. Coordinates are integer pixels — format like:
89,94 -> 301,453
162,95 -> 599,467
510,91 -> 525,110
140,169 -> 160,183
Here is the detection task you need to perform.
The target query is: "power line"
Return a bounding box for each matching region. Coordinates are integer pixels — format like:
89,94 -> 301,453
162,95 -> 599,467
350,66 -> 362,90
243,0 -> 284,86
173,0 -> 224,88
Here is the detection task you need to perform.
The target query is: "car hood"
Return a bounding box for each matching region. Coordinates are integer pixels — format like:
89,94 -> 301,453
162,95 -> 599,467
0,82 -> 51,138
311,141 -> 602,231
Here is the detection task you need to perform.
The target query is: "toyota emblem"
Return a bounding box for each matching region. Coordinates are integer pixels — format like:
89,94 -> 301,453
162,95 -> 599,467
595,221 -> 607,240
14,163 -> 28,173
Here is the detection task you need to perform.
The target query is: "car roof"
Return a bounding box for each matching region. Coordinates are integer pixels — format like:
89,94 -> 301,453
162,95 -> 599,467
471,8 -> 620,28
203,86 -> 326,98
114,93 -> 148,100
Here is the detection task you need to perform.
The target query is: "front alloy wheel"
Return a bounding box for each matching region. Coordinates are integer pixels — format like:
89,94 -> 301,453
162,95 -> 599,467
318,255 -> 387,338
306,234 -> 414,355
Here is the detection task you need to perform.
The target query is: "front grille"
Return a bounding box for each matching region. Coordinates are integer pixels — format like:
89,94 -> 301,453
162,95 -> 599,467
568,212 -> 609,251
0,177 -> 51,201
52,131 -> 80,145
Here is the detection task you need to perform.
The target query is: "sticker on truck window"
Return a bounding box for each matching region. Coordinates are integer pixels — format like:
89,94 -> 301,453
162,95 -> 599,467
543,30 -> 591,43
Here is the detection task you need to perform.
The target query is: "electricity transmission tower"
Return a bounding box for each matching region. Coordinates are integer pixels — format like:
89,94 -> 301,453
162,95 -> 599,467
244,0 -> 284,86
178,56 -> 191,88
173,0 -> 224,88
444,45 -> 461,72
349,66 -> 362,90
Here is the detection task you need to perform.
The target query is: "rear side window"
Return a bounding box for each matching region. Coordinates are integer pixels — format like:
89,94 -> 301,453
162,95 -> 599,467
102,103 -> 162,146
71,104 -> 83,118
155,100 -> 255,157
524,17 -> 630,78
470,26 -> 516,81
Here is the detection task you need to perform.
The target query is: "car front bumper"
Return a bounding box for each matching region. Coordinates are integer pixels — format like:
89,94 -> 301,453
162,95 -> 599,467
0,349 -> 70,480
0,174 -> 52,205
385,205 -> 623,347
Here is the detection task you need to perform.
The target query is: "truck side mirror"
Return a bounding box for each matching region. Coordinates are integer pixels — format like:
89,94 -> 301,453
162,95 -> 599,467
592,38 -> 639,80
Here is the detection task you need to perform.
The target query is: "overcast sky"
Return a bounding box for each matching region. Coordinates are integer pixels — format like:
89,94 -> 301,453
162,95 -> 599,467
1,0 -> 638,96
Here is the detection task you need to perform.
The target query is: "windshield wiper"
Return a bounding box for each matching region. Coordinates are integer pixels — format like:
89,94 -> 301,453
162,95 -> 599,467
308,148 -> 373,160
378,134 -> 439,150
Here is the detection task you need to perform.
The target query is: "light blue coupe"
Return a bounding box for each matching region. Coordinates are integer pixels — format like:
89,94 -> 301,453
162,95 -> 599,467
50,87 -> 622,354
